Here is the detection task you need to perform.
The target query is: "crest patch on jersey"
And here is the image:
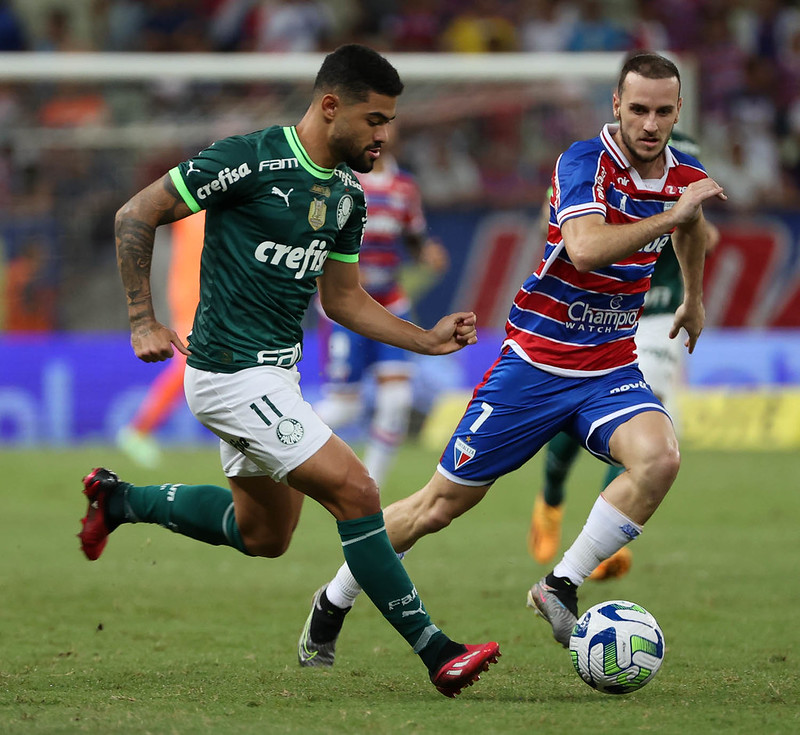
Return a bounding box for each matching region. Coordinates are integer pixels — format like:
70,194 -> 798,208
453,438 -> 476,468
311,184 -> 331,197
276,418 -> 304,445
336,194 -> 354,230
308,199 -> 327,230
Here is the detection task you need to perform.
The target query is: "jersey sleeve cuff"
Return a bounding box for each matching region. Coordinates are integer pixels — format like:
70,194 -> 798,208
326,252 -> 359,263
168,167 -> 202,213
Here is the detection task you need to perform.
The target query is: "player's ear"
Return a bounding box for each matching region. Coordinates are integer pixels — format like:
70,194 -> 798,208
612,91 -> 621,120
321,93 -> 339,121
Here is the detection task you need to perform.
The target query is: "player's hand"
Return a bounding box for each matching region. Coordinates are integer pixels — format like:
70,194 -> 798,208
423,311 -> 478,354
670,178 -> 726,228
669,300 -> 705,354
131,319 -> 191,362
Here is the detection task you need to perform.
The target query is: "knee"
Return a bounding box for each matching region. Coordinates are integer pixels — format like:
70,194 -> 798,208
241,529 -> 294,558
331,465 -> 381,520
632,443 -> 681,500
649,444 -> 681,488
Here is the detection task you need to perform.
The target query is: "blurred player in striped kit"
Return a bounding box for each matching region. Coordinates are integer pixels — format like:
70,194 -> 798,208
315,143 -> 448,487
528,131 -> 720,580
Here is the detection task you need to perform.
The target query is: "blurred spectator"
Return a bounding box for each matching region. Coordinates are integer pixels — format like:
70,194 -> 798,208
252,0 -> 334,52
696,7 -> 747,125
0,0 -> 26,50
383,0 -> 443,52
141,0 -> 210,52
628,0 -> 669,52
38,83 -> 110,128
405,125 -> 483,209
96,0 -> 147,51
440,0 -> 517,53
657,0 -> 702,52
566,0 -> 629,52
34,7 -> 88,52
3,237 -> 57,331
478,138 -> 539,209
208,0 -> 265,51
707,134 -> 777,213
519,0 -> 577,53
732,0 -> 800,63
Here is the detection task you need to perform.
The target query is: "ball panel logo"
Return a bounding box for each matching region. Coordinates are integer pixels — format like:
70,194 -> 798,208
276,418 -> 304,445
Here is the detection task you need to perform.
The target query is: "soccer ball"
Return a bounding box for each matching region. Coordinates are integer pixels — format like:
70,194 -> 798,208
569,600 -> 665,695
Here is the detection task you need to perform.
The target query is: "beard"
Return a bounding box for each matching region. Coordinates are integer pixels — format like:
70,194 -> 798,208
619,125 -> 670,164
331,130 -> 376,173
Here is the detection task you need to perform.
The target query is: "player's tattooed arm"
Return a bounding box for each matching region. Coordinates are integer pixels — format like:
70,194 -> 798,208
116,174 -> 194,361
115,175 -> 192,326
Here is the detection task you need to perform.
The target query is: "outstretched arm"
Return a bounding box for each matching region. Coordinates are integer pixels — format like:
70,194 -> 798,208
318,258 -> 476,355
115,174 -> 194,362
561,177 -> 726,273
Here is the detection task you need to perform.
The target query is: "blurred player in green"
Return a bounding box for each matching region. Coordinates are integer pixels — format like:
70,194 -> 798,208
78,43 -> 500,697
528,131 -> 720,579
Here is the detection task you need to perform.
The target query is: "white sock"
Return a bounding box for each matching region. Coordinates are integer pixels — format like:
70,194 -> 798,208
325,549 -> 409,610
364,379 -> 412,485
314,390 -> 362,430
325,562 -> 362,609
553,494 -> 642,586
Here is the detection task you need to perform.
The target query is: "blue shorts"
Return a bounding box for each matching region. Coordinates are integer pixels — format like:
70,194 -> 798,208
438,349 -> 669,486
322,308 -> 413,385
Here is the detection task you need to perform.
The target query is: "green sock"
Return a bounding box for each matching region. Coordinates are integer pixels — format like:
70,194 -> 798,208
337,511 -> 451,671
543,432 -> 582,506
110,482 -> 249,554
602,463 -> 624,490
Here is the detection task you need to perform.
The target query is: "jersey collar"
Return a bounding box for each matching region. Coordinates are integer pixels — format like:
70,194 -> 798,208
600,123 -> 676,191
283,126 -> 335,179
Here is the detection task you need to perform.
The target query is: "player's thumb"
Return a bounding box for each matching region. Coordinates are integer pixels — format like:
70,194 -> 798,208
172,333 -> 191,356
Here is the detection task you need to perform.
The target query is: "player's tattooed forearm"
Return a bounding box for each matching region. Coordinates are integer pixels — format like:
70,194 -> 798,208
116,218 -> 155,308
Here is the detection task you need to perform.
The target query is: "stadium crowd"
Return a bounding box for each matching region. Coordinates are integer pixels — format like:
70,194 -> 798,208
1,0 -> 799,330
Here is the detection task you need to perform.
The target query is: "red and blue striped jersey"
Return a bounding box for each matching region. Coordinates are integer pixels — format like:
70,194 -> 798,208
505,123 -> 708,377
358,156 -> 427,309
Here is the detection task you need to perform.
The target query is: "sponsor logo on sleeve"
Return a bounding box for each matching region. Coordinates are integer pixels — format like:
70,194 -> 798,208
195,163 -> 252,200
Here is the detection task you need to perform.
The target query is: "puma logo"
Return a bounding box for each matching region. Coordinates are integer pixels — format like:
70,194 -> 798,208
271,186 -> 293,206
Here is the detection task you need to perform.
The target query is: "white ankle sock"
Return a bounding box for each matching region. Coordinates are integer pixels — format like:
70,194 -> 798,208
325,563 -> 362,609
553,494 -> 642,586
325,550 -> 407,609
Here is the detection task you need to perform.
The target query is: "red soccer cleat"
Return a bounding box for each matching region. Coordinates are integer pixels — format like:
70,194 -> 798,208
430,641 -> 501,698
78,468 -> 121,561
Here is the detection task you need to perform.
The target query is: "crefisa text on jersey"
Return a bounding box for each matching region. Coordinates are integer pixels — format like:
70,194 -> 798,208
195,163 -> 253,200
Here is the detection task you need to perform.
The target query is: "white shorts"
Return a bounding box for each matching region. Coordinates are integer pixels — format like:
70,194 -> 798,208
635,313 -> 684,405
184,364 -> 332,483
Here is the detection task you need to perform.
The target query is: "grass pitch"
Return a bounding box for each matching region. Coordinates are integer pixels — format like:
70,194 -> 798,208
1,446 -> 798,734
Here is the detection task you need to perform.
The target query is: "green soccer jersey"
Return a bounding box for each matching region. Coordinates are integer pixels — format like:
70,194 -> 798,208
643,241 -> 682,316
169,125 -> 367,373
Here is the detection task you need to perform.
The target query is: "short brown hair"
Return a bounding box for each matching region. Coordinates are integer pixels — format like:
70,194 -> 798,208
617,53 -> 681,96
